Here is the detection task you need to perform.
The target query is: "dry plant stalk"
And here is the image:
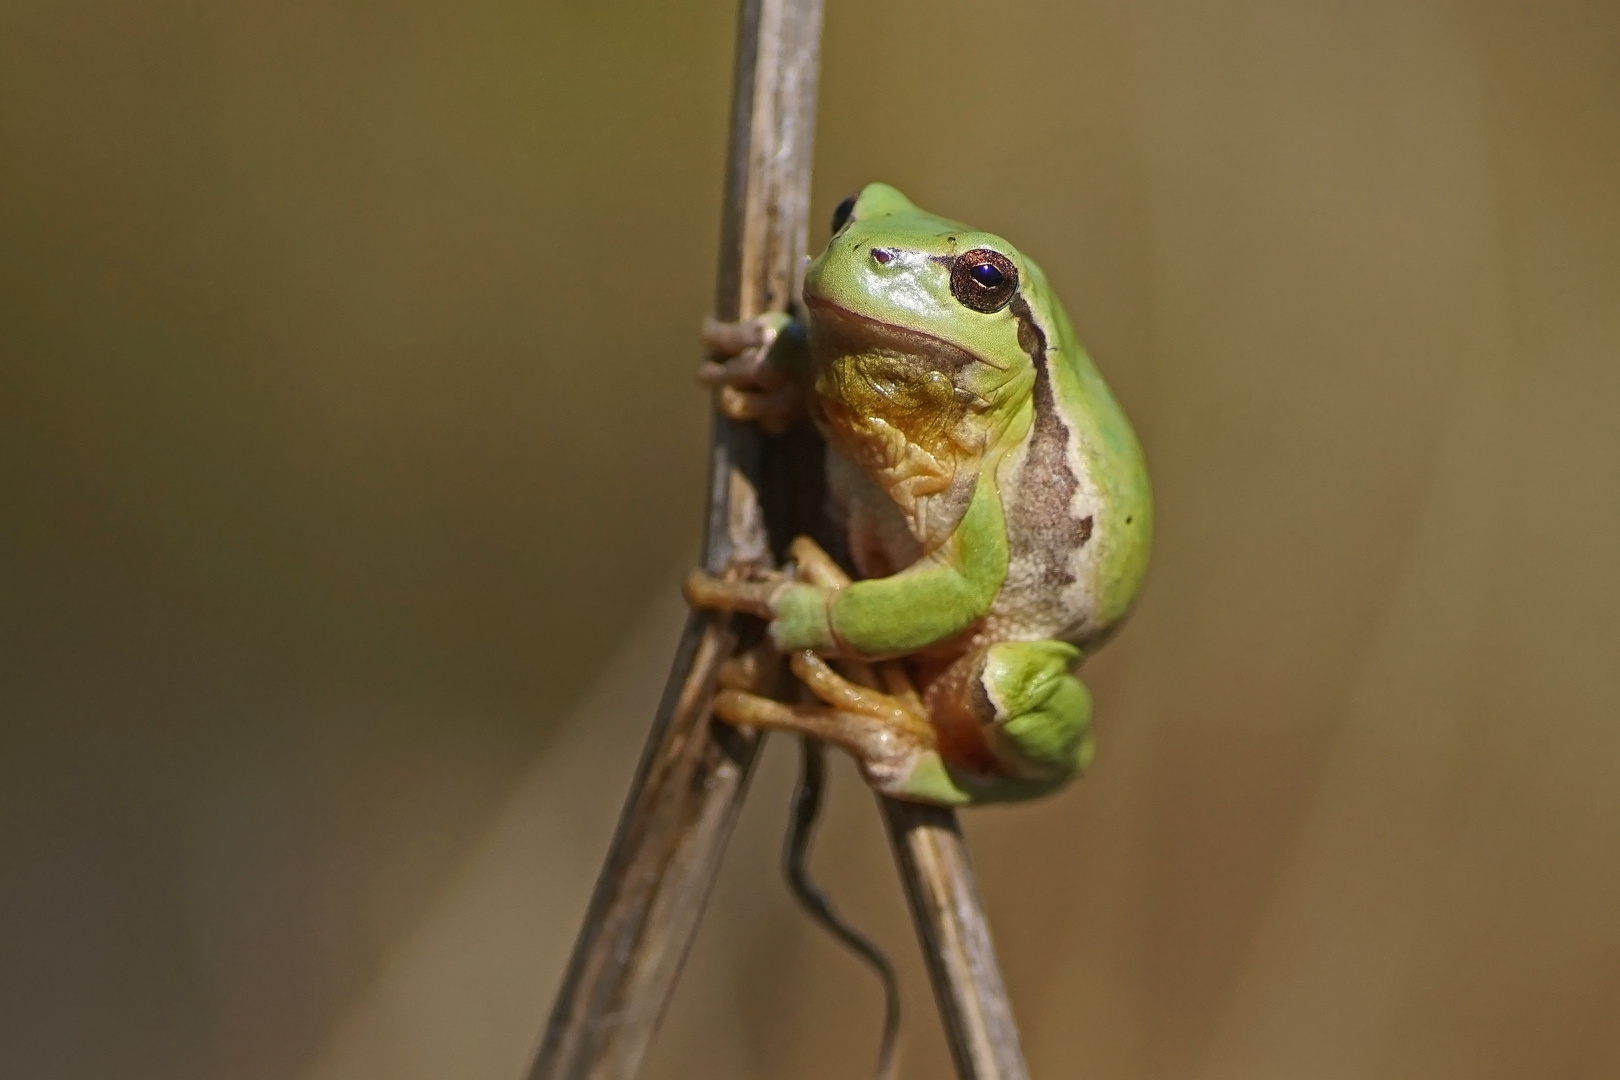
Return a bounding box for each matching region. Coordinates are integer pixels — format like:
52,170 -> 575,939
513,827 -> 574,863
528,2 -> 823,1077
882,800 -> 1032,1080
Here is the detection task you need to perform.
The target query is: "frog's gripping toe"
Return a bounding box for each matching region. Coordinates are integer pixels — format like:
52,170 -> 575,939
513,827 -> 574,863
709,650 -> 972,804
682,568 -> 778,619
711,684 -> 964,803
697,313 -> 804,433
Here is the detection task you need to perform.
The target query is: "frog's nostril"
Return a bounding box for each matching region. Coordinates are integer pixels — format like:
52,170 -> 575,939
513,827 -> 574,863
871,248 -> 895,266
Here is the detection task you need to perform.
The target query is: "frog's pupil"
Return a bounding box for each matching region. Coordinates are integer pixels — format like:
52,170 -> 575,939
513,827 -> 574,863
948,247 -> 1018,312
970,262 -> 1004,288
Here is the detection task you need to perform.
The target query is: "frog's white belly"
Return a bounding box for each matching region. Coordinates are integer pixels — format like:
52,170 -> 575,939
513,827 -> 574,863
825,449 -> 922,578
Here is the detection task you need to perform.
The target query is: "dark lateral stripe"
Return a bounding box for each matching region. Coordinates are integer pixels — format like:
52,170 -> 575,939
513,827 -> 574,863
1007,296 -> 1091,586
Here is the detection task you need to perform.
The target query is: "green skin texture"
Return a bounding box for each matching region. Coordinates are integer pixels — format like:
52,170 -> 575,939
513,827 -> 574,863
761,184 -> 1151,805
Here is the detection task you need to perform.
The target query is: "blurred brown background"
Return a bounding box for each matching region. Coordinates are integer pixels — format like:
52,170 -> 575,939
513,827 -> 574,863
3,1 -> 1618,1077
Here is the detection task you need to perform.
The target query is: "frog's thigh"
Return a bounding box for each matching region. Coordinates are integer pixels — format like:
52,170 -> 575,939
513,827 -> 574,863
981,640 -> 1094,777
906,640 -> 1094,804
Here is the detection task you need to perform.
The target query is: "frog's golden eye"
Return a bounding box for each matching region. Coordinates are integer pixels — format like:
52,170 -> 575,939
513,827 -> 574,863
830,194 -> 857,236
949,249 -> 1018,313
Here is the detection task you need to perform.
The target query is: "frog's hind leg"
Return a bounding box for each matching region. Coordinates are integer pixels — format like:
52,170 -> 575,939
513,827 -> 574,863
712,649 -> 949,799
920,640 -> 1095,803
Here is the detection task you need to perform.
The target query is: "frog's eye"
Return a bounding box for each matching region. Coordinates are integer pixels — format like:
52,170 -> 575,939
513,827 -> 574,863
949,249 -> 1019,313
831,194 -> 857,236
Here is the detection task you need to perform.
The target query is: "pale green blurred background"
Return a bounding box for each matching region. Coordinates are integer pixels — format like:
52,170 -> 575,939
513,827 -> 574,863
3,1 -> 1618,1078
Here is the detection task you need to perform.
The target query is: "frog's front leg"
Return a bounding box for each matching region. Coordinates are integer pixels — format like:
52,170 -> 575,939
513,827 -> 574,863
685,473 -> 1009,661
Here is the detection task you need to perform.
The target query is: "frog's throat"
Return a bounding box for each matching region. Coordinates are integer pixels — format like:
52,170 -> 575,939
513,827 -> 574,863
805,298 -> 1033,542
815,350 -> 1022,544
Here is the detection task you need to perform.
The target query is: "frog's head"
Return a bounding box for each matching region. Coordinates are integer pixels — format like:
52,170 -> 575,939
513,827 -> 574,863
802,183 -> 1047,429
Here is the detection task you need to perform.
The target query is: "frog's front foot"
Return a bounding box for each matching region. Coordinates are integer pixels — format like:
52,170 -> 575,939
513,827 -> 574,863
683,560 -> 840,654
697,313 -> 804,433
682,565 -> 784,621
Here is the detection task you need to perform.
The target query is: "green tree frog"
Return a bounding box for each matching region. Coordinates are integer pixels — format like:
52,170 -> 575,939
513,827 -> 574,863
686,183 -> 1151,806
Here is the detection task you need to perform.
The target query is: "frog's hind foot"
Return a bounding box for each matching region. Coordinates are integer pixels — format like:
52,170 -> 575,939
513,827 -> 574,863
713,650 -> 937,795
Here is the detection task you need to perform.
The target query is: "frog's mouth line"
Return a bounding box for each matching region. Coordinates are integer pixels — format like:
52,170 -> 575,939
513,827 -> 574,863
802,294 -> 1009,374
